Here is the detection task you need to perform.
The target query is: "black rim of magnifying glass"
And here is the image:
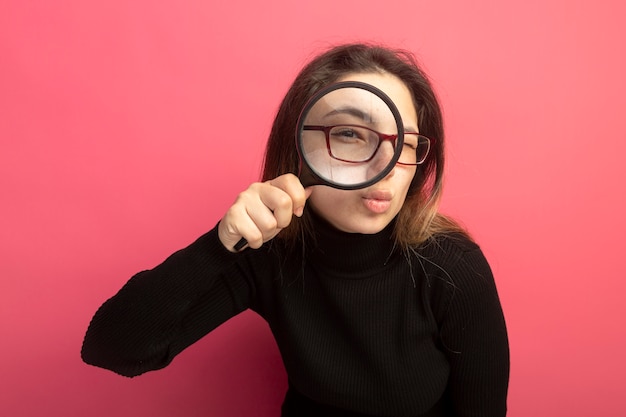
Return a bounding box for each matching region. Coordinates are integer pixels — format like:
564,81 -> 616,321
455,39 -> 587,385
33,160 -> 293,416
295,81 -> 405,190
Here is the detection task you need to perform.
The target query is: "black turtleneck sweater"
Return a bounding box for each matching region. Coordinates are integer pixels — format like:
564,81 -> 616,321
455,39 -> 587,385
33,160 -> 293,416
82,216 -> 509,417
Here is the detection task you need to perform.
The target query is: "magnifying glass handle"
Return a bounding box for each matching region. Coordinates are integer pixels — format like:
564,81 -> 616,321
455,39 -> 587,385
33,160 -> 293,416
233,237 -> 248,251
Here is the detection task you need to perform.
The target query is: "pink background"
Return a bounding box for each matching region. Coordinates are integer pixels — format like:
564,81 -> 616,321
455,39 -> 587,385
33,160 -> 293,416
2,1 -> 625,416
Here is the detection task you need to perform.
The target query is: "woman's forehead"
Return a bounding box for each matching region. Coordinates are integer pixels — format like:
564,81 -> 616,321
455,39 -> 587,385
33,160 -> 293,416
334,72 -> 419,132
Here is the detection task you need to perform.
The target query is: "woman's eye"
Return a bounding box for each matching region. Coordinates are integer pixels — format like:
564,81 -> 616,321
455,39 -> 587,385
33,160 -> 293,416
332,127 -> 364,141
403,133 -> 419,149
336,129 -> 358,138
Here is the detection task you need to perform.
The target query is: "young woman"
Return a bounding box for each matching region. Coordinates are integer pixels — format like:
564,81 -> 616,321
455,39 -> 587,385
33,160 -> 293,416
82,43 -> 509,417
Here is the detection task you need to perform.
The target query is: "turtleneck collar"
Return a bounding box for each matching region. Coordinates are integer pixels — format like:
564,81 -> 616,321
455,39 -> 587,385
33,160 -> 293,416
305,211 -> 400,278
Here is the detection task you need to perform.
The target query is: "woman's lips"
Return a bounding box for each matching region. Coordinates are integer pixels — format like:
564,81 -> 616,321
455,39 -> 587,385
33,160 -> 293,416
362,190 -> 393,214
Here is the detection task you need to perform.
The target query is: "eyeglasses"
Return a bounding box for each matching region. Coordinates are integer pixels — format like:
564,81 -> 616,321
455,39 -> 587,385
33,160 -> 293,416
302,124 -> 432,165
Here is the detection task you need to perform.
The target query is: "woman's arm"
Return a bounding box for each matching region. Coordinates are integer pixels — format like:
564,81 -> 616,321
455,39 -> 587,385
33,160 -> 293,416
81,226 -> 252,377
438,245 -> 510,417
82,173 -> 308,377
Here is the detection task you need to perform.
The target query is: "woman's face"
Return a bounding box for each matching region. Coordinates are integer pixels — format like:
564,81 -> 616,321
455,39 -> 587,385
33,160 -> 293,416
307,71 -> 418,234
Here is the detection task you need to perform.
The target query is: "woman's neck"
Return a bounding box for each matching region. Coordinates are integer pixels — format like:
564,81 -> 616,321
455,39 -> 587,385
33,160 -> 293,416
306,210 -> 399,277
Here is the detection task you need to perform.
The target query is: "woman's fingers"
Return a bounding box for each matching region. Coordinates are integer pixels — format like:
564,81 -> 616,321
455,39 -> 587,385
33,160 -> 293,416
267,174 -> 310,218
218,174 -> 310,252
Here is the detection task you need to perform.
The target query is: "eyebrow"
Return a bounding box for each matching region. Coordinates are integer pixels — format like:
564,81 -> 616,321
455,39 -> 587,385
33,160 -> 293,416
323,107 -> 374,123
323,106 -> 418,133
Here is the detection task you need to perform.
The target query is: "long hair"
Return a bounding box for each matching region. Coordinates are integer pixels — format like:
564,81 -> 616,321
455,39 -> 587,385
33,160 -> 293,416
262,43 -> 467,249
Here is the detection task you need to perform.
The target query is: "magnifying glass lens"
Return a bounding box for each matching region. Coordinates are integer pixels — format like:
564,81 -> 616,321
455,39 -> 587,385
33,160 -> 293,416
299,85 -> 402,188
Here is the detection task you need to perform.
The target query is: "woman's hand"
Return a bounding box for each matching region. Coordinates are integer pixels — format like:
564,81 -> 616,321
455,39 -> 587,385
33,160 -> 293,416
218,174 -> 312,252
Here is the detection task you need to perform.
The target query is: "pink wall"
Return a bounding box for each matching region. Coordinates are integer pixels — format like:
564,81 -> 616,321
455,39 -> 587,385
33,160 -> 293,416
2,1 -> 625,416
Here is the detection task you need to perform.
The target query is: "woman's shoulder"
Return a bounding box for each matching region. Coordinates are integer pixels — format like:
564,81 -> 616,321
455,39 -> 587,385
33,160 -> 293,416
416,231 -> 481,262
413,232 -> 495,291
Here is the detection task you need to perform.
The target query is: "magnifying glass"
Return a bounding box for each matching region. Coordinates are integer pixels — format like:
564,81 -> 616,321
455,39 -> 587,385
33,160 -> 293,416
296,80 -> 405,189
233,81 -> 405,250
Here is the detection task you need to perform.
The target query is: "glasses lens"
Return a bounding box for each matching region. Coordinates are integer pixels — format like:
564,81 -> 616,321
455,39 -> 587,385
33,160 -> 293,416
328,125 -> 379,162
416,136 -> 430,164
398,134 -> 430,165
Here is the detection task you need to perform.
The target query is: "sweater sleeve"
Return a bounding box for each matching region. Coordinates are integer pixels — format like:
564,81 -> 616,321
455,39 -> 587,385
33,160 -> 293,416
81,225 -> 254,377
437,246 -> 510,417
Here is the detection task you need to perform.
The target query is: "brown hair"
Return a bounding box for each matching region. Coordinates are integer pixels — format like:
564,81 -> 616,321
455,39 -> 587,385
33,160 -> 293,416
262,43 -> 467,249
